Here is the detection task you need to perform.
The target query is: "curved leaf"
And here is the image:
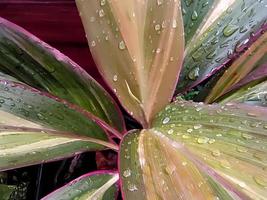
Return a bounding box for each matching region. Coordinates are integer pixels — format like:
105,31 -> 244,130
42,171 -> 119,200
176,0 -> 267,93
205,31 -> 267,103
182,0 -> 216,45
0,79 -> 115,140
0,184 -> 15,200
220,80 -> 267,107
76,0 -> 184,126
120,101 -> 267,200
0,17 -> 125,132
0,127 -> 117,171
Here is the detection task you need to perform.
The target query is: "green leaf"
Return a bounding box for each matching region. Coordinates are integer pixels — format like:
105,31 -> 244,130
76,0 -> 184,126
0,80 -> 120,171
0,17 -> 125,132
0,127 -> 117,171
120,101 -> 267,200
205,31 -> 267,103
182,0 -> 216,45
42,171 -> 118,200
176,0 -> 267,93
0,184 -> 16,200
220,80 -> 267,107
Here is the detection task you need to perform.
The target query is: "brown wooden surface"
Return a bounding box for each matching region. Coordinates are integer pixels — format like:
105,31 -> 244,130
0,0 -> 104,84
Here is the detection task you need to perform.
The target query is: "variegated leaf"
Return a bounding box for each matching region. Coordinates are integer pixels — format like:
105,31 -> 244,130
0,17 -> 125,132
120,101 -> 267,200
42,171 -> 118,200
76,0 -> 184,126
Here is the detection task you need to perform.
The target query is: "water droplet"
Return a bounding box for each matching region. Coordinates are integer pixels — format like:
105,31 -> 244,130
119,41 -> 126,50
37,113 -> 45,120
91,41 -> 96,47
197,137 -> 209,144
162,117 -> 170,124
187,128 -> 193,133
157,0 -> 163,6
236,146 -> 248,153
98,9 -> 105,17
167,129 -> 174,135
100,0 -> 106,6
182,161 -> 187,166
253,176 -> 267,187
188,67 -> 200,80
113,75 -> 118,82
123,169 -> 131,177
172,19 -> 177,28
156,48 -> 161,54
155,24 -> 161,31
208,139 -> 216,144
202,1 -> 209,7
0,99 -> 5,104
165,165 -> 176,175
191,11 -> 198,21
220,160 -> 231,169
193,124 -> 202,130
223,24 -> 239,37
212,150 -> 221,157
242,133 -> 253,140
128,183 -> 138,191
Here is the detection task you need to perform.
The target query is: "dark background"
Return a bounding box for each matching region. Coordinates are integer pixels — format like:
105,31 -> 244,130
0,0 -> 104,85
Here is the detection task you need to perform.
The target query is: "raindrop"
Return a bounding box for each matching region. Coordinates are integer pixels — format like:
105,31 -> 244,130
155,24 -> 161,31
242,133 -> 253,140
212,150 -> 221,157
223,24 -> 239,37
162,117 -> 170,124
197,137 -> 209,144
119,41 -> 126,50
182,161 -> 187,166
172,19 -> 177,28
187,128 -> 193,133
128,183 -> 138,192
253,176 -> 267,187
91,41 -> 96,47
123,169 -> 131,177
100,0 -> 106,6
191,11 -> 198,21
0,99 -> 5,104
37,113 -> 45,120
188,67 -> 200,80
156,48 -> 161,54
236,146 -> 248,153
220,160 -> 231,169
167,129 -> 174,135
157,0 -> 163,6
202,1 -> 209,7
113,75 -> 118,82
193,124 -> 202,130
98,9 -> 105,17
208,139 -> 216,144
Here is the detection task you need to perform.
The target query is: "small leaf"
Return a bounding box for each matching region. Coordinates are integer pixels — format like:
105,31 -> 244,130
0,17 -> 125,132
177,0 -> 267,93
76,0 -> 184,126
120,101 -> 267,200
42,171 -> 119,200
205,31 -> 267,103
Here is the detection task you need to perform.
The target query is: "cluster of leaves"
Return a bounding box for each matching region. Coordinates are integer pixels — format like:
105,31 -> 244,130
0,0 -> 267,199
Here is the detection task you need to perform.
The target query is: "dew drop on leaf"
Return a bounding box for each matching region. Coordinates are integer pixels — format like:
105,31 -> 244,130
128,183 -> 138,192
253,176 -> 267,187
162,117 -> 170,124
119,41 -> 126,50
123,169 -> 131,178
223,24 -> 239,37
191,11 -> 198,21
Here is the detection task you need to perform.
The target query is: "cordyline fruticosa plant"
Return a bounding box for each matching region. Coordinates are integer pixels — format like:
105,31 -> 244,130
0,0 -> 267,199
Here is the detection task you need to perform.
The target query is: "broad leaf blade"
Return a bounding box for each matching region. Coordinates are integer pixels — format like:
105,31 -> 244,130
120,101 -> 267,199
0,17 -> 125,132
182,0 -> 216,45
0,127 -> 116,171
205,31 -> 267,103
0,80 -> 110,140
76,0 -> 184,126
42,171 -> 118,200
0,184 -> 16,200
220,80 -> 267,107
176,0 -> 267,93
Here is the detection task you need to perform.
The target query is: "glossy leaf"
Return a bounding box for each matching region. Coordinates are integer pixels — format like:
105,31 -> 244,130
0,184 -> 15,200
0,17 -> 125,132
182,0 -> 216,45
220,80 -> 267,107
120,101 -> 267,200
205,31 -> 267,103
42,171 -> 118,200
76,0 -> 184,126
176,0 -> 267,93
0,127 -> 118,171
